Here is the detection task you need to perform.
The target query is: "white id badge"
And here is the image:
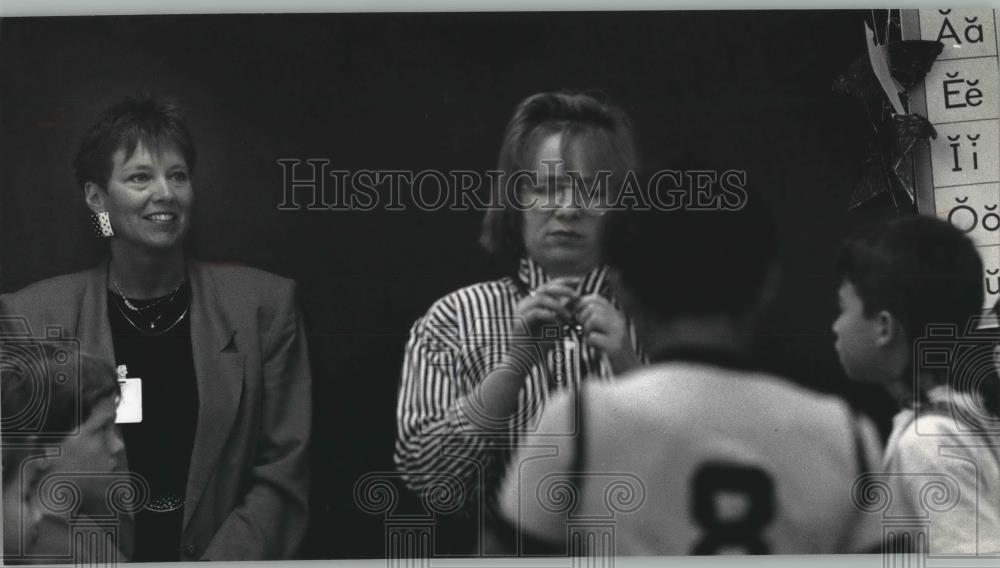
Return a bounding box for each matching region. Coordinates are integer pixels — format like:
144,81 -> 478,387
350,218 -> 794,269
115,365 -> 143,424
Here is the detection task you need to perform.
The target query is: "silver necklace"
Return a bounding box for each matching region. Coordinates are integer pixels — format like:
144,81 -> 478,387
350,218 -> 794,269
111,276 -> 183,313
113,298 -> 190,334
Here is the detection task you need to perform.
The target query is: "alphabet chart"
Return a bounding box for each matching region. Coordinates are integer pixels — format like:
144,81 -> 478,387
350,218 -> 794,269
905,10 -> 1000,324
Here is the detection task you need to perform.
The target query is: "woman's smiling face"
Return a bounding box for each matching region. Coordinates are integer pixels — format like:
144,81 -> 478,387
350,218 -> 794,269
87,140 -> 193,254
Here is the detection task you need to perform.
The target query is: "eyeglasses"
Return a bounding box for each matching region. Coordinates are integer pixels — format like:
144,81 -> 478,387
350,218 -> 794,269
518,180 -> 609,217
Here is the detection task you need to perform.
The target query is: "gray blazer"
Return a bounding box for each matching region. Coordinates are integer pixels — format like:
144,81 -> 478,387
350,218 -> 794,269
0,260 -> 312,560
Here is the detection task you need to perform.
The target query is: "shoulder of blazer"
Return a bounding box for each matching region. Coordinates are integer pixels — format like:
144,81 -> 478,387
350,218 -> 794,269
191,260 -> 297,324
191,262 -> 300,353
0,269 -> 93,317
193,261 -> 295,297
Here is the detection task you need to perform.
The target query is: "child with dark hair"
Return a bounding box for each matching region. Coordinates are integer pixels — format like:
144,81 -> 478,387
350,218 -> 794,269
833,215 -> 999,554
1,341 -> 123,563
497,171 -> 884,554
833,216 -> 984,391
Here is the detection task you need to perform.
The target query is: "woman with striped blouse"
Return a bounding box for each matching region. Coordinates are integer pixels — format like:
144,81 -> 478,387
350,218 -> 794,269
394,91 -> 644,548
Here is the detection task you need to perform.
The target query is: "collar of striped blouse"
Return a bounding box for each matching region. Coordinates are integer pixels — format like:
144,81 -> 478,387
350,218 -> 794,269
516,256 -> 611,299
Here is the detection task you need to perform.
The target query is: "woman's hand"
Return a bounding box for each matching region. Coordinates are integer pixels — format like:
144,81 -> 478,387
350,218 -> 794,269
513,277 -> 581,359
468,278 -> 582,427
576,294 -> 639,374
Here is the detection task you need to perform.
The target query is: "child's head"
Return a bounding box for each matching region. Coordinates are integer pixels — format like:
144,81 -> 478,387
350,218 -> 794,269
602,170 -> 779,328
1,342 -> 121,553
832,216 -> 983,386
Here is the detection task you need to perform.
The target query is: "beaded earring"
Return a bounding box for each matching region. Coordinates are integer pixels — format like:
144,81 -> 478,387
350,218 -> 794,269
92,211 -> 114,238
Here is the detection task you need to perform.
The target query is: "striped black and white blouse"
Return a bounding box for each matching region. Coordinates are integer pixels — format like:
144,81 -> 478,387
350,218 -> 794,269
394,257 -> 641,507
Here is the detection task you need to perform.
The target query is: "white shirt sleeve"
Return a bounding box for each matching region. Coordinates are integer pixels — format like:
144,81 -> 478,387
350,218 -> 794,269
885,414 -> 1000,554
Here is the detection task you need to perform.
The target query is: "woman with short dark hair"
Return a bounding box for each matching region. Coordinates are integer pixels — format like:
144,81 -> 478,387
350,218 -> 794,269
0,94 -> 312,561
394,91 -> 644,548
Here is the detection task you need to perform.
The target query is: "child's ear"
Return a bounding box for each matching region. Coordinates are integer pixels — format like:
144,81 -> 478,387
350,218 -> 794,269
756,262 -> 782,313
874,309 -> 902,347
19,458 -> 52,529
21,456 -> 50,496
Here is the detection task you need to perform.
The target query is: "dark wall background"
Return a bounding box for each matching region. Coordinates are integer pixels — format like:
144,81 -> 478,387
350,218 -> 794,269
1,11 -> 904,558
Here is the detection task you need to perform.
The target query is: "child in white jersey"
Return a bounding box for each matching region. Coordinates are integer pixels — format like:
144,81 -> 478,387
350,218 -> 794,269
497,172 -> 885,555
832,215 -> 998,555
